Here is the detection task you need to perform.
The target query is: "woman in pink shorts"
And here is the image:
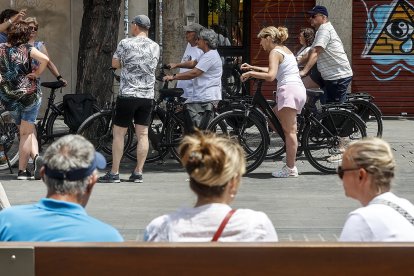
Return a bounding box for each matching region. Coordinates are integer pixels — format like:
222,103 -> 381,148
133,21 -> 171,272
240,26 -> 306,178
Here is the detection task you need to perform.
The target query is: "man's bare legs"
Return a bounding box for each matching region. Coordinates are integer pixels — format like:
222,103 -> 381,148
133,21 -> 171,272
111,125 -> 127,174
18,120 -> 38,171
134,124 -> 149,174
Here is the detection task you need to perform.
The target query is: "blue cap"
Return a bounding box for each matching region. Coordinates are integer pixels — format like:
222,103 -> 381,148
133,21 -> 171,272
307,5 -> 328,17
44,152 -> 106,181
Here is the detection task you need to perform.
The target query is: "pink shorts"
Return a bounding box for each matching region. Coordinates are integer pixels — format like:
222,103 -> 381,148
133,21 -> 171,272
275,84 -> 306,114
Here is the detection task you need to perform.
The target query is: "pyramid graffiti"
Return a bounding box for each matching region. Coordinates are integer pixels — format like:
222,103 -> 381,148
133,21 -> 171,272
368,0 -> 414,55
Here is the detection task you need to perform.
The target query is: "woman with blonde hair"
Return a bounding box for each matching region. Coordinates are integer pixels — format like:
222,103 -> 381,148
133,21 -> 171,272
339,137 -> 414,241
144,131 -> 278,242
240,26 -> 306,178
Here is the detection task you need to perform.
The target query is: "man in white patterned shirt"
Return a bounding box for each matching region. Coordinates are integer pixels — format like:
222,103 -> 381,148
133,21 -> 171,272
99,15 -> 160,184
299,5 -> 353,104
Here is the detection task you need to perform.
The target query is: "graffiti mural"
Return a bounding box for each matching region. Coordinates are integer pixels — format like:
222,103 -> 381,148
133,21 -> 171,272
362,0 -> 414,81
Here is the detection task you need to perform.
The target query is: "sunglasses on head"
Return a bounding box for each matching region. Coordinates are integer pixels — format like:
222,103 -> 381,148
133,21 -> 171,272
29,26 -> 38,31
336,166 -> 361,179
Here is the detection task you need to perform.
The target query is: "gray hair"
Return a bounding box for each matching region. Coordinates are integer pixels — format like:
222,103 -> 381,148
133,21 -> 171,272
345,137 -> 395,191
43,135 -> 95,195
200,29 -> 218,49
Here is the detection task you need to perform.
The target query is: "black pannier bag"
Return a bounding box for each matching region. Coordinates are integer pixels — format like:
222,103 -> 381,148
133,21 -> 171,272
63,93 -> 97,132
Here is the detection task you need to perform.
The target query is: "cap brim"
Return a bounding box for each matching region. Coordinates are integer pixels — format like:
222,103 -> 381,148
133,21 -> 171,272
307,10 -> 317,14
95,152 -> 107,170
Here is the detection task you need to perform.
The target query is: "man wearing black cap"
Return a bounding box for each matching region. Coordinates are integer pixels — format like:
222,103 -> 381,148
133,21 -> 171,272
99,14 -> 160,183
299,5 -> 353,104
0,135 -> 123,241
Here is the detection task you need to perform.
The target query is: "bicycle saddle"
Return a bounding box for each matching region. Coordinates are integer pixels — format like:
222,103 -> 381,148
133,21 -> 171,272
306,88 -> 324,98
159,88 -> 184,99
41,81 -> 65,89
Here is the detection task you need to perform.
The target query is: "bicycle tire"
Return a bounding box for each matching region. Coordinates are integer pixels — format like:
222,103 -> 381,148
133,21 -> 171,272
207,110 -> 269,174
165,115 -> 186,162
45,103 -> 100,145
303,108 -> 367,174
0,110 -> 19,170
347,98 -> 383,137
76,111 -> 133,165
125,108 -> 170,163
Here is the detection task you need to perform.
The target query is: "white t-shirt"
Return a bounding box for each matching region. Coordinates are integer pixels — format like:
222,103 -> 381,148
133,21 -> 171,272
273,49 -> 304,88
177,43 -> 204,99
188,49 -> 222,103
113,36 -> 160,99
144,203 -> 278,242
340,192 -> 414,242
312,22 -> 353,81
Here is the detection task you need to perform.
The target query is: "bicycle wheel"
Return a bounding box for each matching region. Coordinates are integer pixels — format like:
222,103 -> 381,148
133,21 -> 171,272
207,110 -> 269,174
165,115 -> 186,162
77,111 -> 133,165
348,98 -> 383,137
126,108 -> 169,163
303,109 -> 367,174
0,110 -> 19,170
221,66 -> 242,98
45,103 -> 100,144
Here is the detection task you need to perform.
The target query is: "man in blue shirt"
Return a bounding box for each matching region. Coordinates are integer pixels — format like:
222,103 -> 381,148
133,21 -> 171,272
0,135 -> 124,242
0,9 -> 26,43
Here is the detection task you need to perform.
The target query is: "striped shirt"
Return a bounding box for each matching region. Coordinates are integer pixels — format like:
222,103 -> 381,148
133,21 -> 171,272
312,22 -> 353,80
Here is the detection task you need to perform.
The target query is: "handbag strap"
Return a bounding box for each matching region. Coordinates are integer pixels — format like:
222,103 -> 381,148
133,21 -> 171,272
211,209 -> 236,242
373,199 -> 414,226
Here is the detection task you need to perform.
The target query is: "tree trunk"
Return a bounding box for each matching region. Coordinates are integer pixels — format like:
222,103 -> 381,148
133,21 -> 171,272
76,0 -> 122,106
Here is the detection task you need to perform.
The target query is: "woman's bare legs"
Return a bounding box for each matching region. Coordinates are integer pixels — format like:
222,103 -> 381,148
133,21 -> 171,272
275,107 -> 298,169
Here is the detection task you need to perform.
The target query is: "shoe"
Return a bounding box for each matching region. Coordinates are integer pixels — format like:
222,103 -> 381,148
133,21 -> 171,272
129,171 -> 143,183
17,170 -> 34,180
99,171 -> 120,183
327,153 -> 343,163
272,165 -> 299,178
33,155 -> 43,180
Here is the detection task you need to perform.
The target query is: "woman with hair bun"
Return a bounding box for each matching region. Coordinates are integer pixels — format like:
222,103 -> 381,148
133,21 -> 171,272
240,26 -> 306,178
339,137 -> 414,241
144,131 -> 278,242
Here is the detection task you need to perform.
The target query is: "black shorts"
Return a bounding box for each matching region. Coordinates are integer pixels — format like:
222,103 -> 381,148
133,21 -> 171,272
113,97 -> 154,127
309,64 -> 325,88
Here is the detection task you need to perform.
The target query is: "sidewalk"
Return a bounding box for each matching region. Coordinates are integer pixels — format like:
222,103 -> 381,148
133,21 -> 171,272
0,118 -> 413,241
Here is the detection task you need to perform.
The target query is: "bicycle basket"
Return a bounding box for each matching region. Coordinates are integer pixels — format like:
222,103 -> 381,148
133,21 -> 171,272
321,112 -> 358,137
63,93 -> 97,131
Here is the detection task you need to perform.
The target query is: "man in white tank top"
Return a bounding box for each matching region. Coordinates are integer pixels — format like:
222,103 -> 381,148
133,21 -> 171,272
299,5 -> 353,104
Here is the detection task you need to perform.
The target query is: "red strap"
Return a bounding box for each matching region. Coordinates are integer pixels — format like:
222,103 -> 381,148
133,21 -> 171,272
211,209 -> 237,242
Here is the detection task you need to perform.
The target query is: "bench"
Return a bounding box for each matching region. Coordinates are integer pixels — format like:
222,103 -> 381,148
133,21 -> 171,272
1,242 -> 414,275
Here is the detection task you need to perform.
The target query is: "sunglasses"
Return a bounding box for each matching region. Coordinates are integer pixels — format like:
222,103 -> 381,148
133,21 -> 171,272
336,166 -> 361,179
310,14 -> 320,19
29,26 -> 38,31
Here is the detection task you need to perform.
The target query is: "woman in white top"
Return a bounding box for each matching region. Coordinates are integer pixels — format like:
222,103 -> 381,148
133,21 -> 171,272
296,27 -> 315,66
144,131 -> 278,242
240,26 -> 306,178
339,137 -> 414,241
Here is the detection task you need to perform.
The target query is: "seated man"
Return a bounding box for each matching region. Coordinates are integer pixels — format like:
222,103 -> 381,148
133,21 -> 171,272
0,135 -> 124,242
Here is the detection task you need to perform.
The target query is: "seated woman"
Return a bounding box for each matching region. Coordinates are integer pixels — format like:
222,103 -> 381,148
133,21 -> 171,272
144,131 -> 278,242
339,137 -> 414,241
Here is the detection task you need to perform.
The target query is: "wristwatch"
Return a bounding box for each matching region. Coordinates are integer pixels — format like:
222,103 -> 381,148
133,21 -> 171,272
8,19 -> 12,25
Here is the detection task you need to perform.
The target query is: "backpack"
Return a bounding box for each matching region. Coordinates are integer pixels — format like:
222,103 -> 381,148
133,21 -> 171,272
63,93 -> 97,131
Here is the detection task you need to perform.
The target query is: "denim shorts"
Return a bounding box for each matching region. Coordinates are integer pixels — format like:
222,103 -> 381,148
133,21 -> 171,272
9,99 -> 41,125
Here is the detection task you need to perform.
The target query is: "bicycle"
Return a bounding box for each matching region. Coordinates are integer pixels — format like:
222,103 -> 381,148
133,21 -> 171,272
0,108 -> 19,171
221,57 -> 244,98
207,80 -> 367,174
76,69 -> 135,164
36,81 -> 100,151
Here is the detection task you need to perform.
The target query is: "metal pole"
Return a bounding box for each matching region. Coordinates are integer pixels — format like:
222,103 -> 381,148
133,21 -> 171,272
158,0 -> 163,65
124,0 -> 129,38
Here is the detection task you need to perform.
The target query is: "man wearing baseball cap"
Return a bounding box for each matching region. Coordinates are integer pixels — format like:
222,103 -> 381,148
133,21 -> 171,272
0,135 -> 123,241
299,5 -> 353,104
100,14 -> 160,184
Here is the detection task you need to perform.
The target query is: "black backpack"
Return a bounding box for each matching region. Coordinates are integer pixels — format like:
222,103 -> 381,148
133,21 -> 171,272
63,93 -> 97,132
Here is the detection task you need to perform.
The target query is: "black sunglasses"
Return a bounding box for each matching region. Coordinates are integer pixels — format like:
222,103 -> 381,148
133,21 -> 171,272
336,166 -> 361,179
310,14 -> 320,19
29,26 -> 38,31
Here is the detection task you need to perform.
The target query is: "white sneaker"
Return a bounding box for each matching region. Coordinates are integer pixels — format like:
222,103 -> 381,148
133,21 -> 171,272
272,165 -> 299,178
327,153 -> 343,163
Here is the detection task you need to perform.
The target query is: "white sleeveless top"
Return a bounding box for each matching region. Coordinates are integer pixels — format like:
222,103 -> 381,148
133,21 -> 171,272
273,48 -> 303,88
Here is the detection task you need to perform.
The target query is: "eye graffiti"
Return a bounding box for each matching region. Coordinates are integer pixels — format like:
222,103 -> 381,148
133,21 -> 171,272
362,0 -> 414,81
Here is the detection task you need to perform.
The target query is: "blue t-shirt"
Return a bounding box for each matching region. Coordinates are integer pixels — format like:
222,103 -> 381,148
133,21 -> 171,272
0,32 -> 7,43
0,198 -> 124,242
